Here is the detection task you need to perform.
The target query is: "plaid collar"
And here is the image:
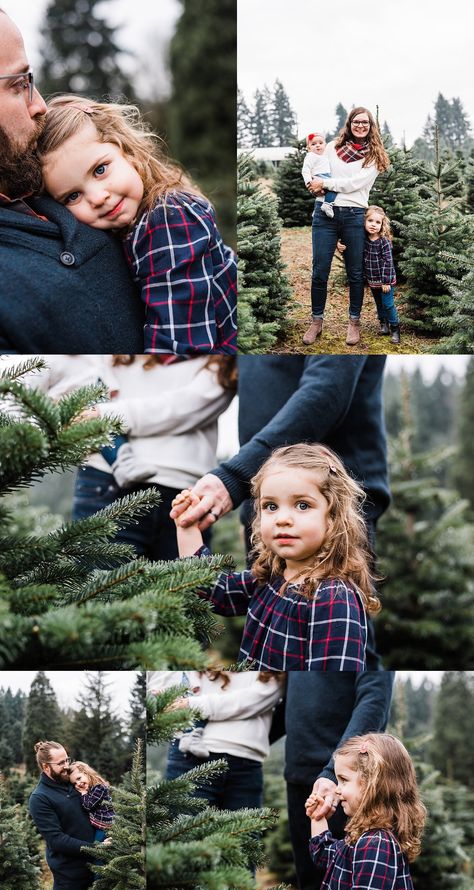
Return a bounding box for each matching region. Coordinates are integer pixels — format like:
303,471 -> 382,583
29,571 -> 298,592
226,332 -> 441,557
335,139 -> 369,163
0,192 -> 48,220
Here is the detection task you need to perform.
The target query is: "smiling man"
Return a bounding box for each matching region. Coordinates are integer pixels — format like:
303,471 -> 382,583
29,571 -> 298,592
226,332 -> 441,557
29,740 -> 96,890
0,9 -> 144,353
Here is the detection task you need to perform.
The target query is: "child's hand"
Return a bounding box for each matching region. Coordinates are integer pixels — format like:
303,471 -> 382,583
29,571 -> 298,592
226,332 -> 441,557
172,490 -> 205,557
382,284 -> 391,293
305,792 -> 325,818
337,240 -> 346,253
171,490 -> 201,527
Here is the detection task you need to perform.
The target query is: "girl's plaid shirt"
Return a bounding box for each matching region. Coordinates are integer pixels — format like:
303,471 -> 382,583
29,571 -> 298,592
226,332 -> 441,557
194,546 -> 367,671
124,192 -> 237,355
309,829 -> 414,890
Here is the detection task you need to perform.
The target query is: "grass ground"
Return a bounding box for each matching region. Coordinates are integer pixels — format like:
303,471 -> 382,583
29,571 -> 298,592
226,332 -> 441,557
273,227 -> 436,355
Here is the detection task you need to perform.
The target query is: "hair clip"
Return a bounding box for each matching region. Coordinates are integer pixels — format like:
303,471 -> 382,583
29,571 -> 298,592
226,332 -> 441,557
65,104 -> 94,114
359,744 -> 368,754
328,465 -> 337,475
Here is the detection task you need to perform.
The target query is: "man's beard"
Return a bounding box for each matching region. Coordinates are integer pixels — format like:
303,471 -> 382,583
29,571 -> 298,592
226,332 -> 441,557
0,120 -> 45,199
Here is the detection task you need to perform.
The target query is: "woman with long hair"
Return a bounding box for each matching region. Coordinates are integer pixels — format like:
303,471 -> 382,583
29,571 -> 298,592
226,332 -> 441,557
303,107 -> 389,348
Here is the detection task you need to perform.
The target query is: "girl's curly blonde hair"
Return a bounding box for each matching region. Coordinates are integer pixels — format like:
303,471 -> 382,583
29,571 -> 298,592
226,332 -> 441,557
365,205 -> 393,240
336,106 -> 390,173
36,95 -> 200,216
250,444 -> 380,612
69,760 -> 109,788
335,733 -> 427,861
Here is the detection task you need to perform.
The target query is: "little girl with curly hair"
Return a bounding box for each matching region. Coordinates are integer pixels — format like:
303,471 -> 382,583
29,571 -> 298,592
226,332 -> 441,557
172,443 -> 380,671
306,733 -> 426,889
37,96 -> 237,356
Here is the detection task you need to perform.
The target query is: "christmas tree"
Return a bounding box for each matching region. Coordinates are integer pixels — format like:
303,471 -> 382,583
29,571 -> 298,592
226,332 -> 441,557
0,776 -> 42,890
38,0 -> 134,99
65,672 -> 129,784
275,141 -> 315,228
146,683 -> 280,889
237,154 -> 291,351
84,740 -> 146,889
399,131 -> 472,335
432,244 -> 474,353
374,375 -> 474,668
0,359 -> 233,669
369,142 -> 425,267
271,80 -> 297,146
22,672 -> 63,773
452,358 -> 474,515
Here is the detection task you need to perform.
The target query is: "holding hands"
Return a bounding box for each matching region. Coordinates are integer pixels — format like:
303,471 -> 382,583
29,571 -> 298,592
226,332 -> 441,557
171,489 -> 205,556
306,777 -> 339,837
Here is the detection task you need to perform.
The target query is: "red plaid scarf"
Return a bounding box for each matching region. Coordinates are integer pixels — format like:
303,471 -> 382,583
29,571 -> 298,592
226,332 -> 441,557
335,140 -> 369,163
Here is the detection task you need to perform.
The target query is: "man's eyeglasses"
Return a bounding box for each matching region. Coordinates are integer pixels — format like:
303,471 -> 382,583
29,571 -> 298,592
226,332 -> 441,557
48,757 -> 70,767
0,69 -> 35,102
352,120 -> 370,128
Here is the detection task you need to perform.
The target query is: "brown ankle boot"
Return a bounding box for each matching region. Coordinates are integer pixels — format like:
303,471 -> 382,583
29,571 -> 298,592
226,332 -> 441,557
302,319 -> 323,345
346,319 -> 361,345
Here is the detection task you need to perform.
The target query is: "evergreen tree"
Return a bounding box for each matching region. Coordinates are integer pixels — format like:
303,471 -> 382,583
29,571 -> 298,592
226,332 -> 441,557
375,376 -> 474,668
275,141 -> 315,227
85,740 -> 146,889
168,0 -> 235,179
0,688 -> 25,768
271,80 -> 297,146
66,673 -> 127,785
146,684 -> 279,889
251,86 -> 274,147
38,0 -> 134,99
128,673 -> 147,747
430,672 -> 474,787
237,154 -> 292,350
326,102 -> 348,141
22,672 -> 63,773
0,359 -> 233,668
452,358 -> 474,513
432,243 -> 474,353
399,131 -> 472,334
0,776 -> 42,890
370,143 -> 425,268
465,149 -> 474,212
237,88 -> 253,148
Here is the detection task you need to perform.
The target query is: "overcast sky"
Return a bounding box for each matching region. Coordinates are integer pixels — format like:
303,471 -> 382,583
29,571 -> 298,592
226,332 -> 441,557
238,0 -> 474,148
3,0 -> 181,99
0,671 -> 138,715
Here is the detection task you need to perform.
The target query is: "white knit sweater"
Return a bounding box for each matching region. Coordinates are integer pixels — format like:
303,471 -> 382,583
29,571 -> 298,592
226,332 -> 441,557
148,671 -> 283,762
315,141 -> 379,208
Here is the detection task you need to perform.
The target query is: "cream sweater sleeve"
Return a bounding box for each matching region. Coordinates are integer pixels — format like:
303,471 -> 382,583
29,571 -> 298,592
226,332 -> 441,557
187,680 -> 282,721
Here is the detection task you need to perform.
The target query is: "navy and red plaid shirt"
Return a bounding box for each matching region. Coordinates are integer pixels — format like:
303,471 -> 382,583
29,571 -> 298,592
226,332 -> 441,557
81,784 -> 115,830
123,192 -> 237,355
310,829 -> 414,890
195,547 -> 367,671
364,237 -> 396,287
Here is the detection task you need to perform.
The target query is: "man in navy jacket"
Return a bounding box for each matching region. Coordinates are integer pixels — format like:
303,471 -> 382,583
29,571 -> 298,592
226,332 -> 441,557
29,741 -> 96,889
0,10 -> 144,353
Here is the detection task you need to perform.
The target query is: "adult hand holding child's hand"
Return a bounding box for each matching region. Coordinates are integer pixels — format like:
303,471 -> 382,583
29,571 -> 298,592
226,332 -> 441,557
306,777 -> 339,819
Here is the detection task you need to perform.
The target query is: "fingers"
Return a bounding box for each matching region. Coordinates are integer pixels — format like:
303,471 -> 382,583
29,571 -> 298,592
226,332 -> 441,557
171,490 -> 202,525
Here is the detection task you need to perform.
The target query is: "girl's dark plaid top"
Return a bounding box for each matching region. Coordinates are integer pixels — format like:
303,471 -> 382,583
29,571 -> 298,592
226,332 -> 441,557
363,237 -> 396,287
81,784 -> 115,830
124,192 -> 237,355
195,546 -> 367,671
309,829 -> 414,890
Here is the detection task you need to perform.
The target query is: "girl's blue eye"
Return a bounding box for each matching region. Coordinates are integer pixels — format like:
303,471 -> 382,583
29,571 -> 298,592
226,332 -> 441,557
94,163 -> 107,176
65,192 -> 80,205
262,503 -> 277,512
297,501 -> 309,510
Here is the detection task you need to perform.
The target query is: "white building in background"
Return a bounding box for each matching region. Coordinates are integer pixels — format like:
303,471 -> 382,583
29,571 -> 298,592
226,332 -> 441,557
237,146 -> 296,168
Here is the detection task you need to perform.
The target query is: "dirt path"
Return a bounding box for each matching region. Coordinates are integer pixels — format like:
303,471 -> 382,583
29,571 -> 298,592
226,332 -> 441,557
274,228 -> 435,355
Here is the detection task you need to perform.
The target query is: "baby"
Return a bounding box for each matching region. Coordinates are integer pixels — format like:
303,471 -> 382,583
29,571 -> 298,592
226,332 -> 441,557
301,132 -> 337,218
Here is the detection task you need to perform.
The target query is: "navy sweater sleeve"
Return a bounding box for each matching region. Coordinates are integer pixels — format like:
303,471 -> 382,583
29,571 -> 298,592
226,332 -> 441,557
29,791 -> 91,856
318,672 -> 395,783
213,356 -> 369,507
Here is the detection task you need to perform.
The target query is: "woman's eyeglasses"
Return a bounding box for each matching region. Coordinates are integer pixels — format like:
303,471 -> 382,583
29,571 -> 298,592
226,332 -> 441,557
352,120 -> 370,128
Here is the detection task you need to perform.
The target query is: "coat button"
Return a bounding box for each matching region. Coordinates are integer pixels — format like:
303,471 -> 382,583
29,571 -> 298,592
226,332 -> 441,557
60,251 -> 75,265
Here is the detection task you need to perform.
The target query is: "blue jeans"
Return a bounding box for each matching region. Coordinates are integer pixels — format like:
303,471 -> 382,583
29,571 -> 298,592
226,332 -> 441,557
166,742 -> 263,810
369,286 -> 399,324
318,172 -> 337,204
72,466 -> 211,561
311,204 -> 366,318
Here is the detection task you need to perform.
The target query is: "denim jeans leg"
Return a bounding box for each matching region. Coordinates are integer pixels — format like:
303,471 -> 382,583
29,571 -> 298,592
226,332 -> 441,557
220,755 -> 263,810
311,203 -> 339,317
369,287 -> 385,322
339,209 -> 365,318
381,286 -> 399,324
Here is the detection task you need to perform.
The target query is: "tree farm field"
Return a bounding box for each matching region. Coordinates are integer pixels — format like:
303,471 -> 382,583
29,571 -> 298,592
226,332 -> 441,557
275,225 -> 433,355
